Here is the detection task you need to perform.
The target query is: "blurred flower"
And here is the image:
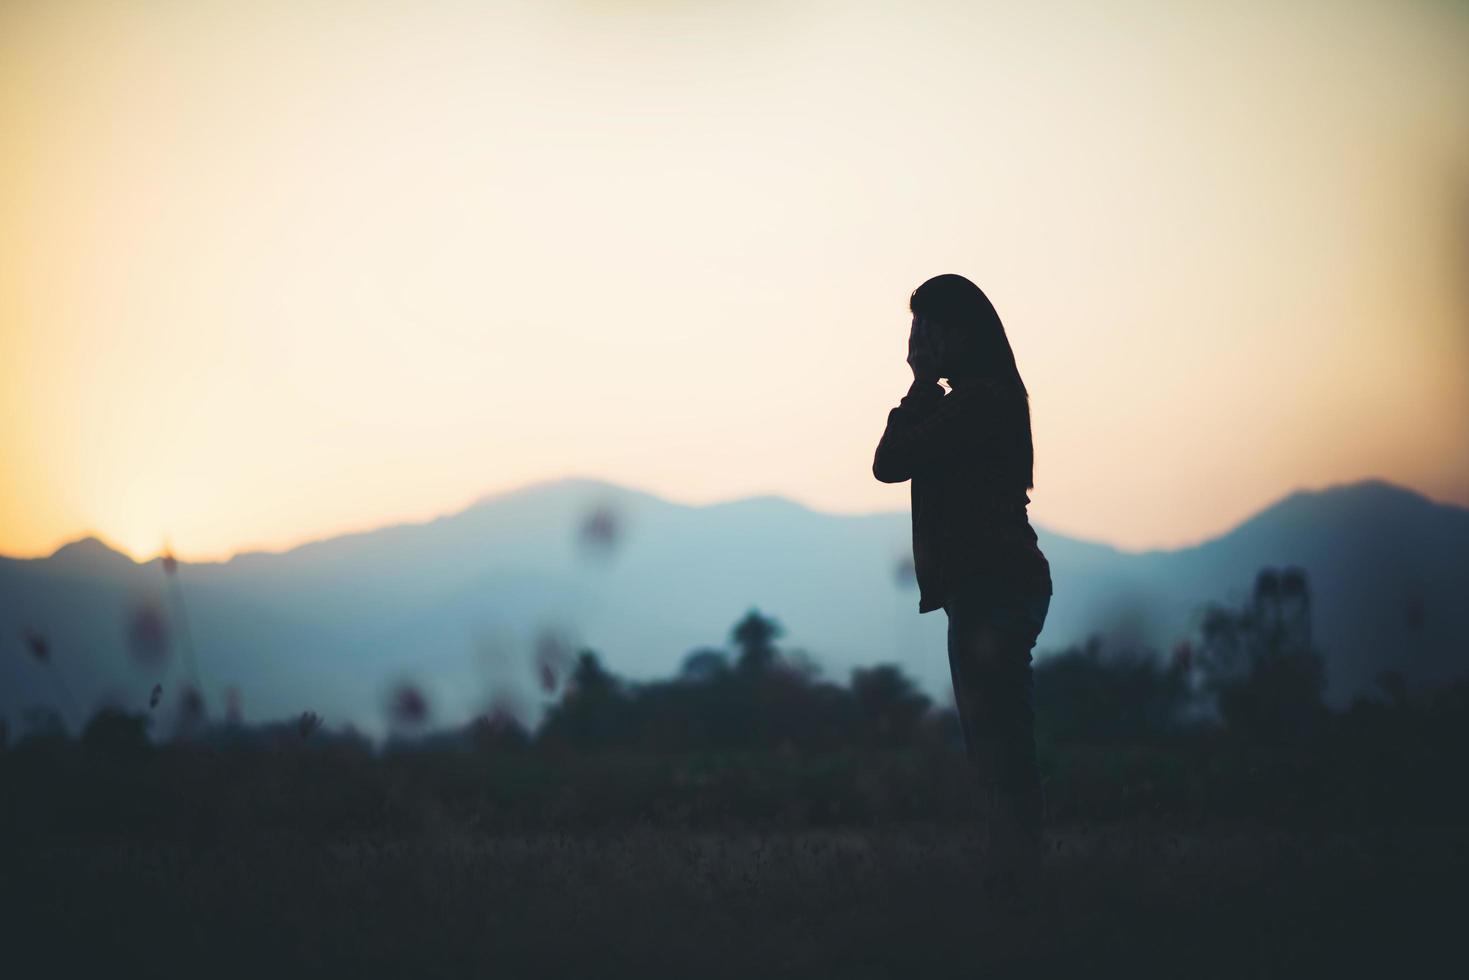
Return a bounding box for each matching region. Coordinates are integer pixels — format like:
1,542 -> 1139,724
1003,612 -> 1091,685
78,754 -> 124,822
893,556 -> 917,590
21,628 -> 49,664
297,710 -> 323,739
1254,568 -> 1281,600
387,682 -> 431,730
224,686 -> 243,724
468,700 -> 530,752
576,503 -> 622,560
534,626 -> 576,693
484,691 -> 529,730
126,602 -> 171,667
471,691 -> 532,750
177,685 -> 205,732
18,628 -> 79,720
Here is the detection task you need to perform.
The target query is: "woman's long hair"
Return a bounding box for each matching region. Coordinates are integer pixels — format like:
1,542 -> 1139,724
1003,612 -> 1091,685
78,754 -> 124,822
908,273 -> 1035,489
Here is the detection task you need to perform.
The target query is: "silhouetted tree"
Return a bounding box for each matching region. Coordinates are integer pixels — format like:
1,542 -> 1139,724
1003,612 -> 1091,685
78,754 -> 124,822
1198,567 -> 1326,742
731,609 -> 783,675
1033,636 -> 1191,743
539,649 -> 630,746
469,710 -> 531,753
850,664 -> 931,746
678,648 -> 731,684
569,650 -> 619,698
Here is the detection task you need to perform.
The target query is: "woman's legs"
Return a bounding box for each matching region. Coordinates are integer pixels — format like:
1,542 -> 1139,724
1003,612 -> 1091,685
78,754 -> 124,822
944,587 -> 1051,873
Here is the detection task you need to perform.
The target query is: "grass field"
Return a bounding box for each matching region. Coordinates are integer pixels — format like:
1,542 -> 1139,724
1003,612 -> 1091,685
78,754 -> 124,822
6,820 -> 1464,978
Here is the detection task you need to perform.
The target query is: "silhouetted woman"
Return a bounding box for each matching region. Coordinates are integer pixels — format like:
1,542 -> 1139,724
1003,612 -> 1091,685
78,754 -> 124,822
872,273 -> 1053,902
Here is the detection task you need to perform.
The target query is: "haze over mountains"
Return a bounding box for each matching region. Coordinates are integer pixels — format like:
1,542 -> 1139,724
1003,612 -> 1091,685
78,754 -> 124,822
2,477 -> 1465,736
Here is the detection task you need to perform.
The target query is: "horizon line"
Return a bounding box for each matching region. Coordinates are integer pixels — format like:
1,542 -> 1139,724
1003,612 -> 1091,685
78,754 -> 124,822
1,473 -> 1448,567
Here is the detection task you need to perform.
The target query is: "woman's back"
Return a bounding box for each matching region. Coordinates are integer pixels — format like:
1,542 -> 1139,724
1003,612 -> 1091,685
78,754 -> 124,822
899,377 -> 1052,612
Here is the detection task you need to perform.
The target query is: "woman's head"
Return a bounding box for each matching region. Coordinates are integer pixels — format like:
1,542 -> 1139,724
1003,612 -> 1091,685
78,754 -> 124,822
909,273 -> 1035,487
908,273 -> 1023,389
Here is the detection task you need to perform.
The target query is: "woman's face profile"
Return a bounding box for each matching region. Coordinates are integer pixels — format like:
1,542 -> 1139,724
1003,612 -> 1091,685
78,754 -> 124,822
913,314 -> 966,378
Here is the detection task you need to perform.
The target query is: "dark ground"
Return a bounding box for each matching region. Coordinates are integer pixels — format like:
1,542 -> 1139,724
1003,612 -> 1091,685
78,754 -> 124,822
6,651 -> 1467,978
5,820 -> 1465,979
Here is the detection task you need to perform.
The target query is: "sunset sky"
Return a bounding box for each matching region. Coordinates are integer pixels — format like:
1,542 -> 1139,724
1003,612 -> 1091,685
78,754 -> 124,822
3,0 -> 1467,562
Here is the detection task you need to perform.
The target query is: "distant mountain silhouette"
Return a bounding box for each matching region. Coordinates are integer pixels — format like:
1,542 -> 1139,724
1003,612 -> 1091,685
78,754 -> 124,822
2,477 -> 1465,734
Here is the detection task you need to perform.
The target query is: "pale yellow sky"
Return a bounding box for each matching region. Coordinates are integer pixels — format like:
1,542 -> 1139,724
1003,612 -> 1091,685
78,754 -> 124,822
2,0 -> 1467,561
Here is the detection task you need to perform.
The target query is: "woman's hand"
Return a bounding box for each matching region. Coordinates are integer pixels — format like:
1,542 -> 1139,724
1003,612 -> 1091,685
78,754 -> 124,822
907,316 -> 943,383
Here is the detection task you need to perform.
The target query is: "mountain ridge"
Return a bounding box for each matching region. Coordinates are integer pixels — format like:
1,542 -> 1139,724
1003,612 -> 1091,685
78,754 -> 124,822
4,476 -> 1463,735
23,474 -> 1461,568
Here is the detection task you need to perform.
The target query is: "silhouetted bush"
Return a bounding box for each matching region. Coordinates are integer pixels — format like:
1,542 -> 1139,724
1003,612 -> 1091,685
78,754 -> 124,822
1035,637 -> 1191,743
4,579 -> 1467,843
850,664 -> 932,746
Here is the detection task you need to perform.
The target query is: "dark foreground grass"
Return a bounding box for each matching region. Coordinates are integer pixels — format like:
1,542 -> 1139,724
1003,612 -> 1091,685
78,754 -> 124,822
5,821 -> 1464,979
